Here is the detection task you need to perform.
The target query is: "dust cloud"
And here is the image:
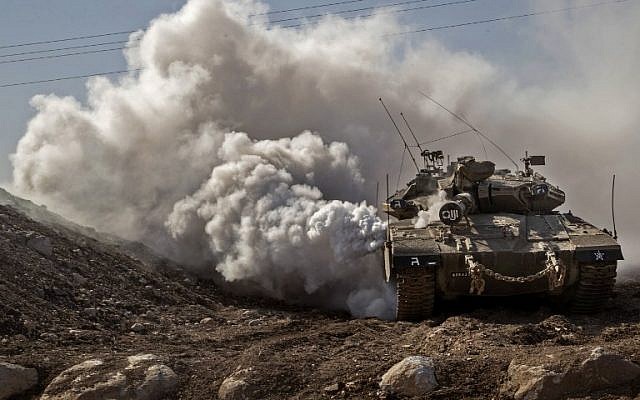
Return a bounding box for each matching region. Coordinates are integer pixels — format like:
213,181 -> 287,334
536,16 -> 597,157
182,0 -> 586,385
9,0 -> 640,315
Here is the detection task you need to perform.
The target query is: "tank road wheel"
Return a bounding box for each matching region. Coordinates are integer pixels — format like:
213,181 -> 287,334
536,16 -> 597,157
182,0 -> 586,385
395,268 -> 435,321
569,264 -> 617,313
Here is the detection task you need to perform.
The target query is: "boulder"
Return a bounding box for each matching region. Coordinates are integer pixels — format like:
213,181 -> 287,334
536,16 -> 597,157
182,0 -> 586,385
41,354 -> 177,400
505,363 -> 564,400
503,347 -> 640,400
379,356 -> 438,397
578,347 -> 640,389
41,359 -> 125,400
136,364 -> 178,400
219,369 -> 254,400
0,362 -> 38,399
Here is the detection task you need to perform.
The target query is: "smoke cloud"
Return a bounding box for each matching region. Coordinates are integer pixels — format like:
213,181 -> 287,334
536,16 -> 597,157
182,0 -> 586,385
415,191 -> 449,228
9,0 -> 640,316
165,131 -> 391,317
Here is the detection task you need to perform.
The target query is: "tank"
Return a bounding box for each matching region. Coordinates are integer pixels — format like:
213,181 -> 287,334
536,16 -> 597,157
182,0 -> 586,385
383,150 -> 623,321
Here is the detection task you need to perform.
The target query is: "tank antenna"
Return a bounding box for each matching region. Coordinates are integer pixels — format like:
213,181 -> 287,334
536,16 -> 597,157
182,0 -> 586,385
611,174 -> 618,239
375,181 -> 380,215
400,112 -> 424,153
379,98 -> 420,172
417,90 -> 519,171
386,173 -> 390,241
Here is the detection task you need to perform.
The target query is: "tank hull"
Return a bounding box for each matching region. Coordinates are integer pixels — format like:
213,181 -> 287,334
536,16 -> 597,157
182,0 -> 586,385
384,212 -> 623,320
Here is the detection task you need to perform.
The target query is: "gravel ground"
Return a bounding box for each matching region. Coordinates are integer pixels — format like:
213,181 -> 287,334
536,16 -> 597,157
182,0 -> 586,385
1,204 -> 639,399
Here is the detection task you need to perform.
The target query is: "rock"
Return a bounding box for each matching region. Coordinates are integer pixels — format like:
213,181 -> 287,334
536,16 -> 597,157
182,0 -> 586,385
41,355 -> 177,400
503,347 -> 640,400
578,347 -> 640,389
219,369 -> 254,400
504,362 -> 563,400
41,359 -> 117,400
0,362 -> 38,399
26,234 -> 52,257
136,364 -> 178,400
131,322 -> 146,333
379,356 -> 438,397
127,354 -> 162,367
200,317 -> 213,325
324,383 -> 342,394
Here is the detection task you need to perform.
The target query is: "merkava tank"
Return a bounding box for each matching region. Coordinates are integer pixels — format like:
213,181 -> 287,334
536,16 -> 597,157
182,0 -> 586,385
383,149 -> 623,321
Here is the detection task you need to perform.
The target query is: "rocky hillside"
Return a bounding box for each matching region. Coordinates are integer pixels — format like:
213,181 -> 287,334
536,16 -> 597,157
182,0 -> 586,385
1,202 -> 640,399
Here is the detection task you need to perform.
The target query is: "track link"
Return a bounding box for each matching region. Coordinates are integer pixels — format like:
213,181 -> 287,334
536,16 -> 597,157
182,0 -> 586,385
395,268 -> 435,321
570,264 -> 617,313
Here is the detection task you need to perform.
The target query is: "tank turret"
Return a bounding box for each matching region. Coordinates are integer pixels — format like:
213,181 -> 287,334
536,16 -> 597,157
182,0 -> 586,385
386,152 -> 565,220
441,154 -> 565,216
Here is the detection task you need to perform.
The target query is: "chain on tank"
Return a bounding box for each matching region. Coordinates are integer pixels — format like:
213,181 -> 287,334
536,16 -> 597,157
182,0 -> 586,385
466,251 -> 566,295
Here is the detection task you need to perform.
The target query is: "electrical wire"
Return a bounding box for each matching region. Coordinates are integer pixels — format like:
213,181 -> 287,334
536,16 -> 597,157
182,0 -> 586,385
250,0 -> 369,16
386,0 -> 633,36
0,40 -> 137,59
0,0 -> 632,85
0,0 -> 631,52
0,46 -> 136,65
0,30 -> 137,50
0,69 -> 141,88
281,0 -> 478,29
268,0 -> 441,24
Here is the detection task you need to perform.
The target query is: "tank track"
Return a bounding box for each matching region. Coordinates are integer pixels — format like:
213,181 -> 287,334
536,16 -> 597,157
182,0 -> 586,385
570,264 -> 617,313
395,268 -> 435,321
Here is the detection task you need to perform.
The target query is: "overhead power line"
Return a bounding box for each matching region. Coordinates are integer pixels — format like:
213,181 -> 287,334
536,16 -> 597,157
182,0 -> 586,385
250,0 -> 368,16
0,0 -> 631,52
281,0 -> 478,29
0,69 -> 141,89
387,0 -> 633,36
0,40 -> 136,59
0,46 -> 136,65
0,30 -> 137,50
269,0 -> 442,24
0,0 -> 632,85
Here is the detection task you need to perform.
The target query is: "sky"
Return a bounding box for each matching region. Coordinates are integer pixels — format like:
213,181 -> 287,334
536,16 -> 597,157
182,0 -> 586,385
0,0 -> 567,183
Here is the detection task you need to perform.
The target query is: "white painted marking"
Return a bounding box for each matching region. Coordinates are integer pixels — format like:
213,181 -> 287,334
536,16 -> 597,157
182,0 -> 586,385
594,250 -> 605,261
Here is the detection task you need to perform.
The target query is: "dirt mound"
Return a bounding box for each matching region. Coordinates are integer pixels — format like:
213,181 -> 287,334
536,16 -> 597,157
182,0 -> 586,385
1,203 -> 640,399
0,205 -> 216,338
